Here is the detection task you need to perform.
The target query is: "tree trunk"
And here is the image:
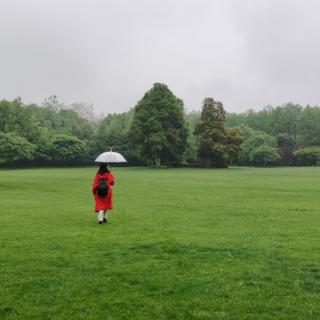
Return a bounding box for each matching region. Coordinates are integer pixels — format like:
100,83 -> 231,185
155,151 -> 161,167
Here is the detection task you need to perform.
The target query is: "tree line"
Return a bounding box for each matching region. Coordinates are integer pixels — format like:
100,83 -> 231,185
1,84 -> 320,167
226,104 -> 320,166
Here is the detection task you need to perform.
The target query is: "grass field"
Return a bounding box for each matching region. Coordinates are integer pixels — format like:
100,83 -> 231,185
1,167 -> 320,319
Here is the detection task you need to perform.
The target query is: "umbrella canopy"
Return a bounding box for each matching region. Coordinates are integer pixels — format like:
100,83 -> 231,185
95,151 -> 127,163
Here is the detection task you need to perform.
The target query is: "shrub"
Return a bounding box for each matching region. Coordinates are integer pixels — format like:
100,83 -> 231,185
293,147 -> 320,166
0,132 -> 36,163
249,145 -> 280,166
50,134 -> 88,161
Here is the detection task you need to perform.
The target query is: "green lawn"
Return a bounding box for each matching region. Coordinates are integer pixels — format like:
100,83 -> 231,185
1,167 -> 320,319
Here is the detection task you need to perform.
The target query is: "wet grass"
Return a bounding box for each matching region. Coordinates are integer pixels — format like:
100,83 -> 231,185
1,167 -> 320,319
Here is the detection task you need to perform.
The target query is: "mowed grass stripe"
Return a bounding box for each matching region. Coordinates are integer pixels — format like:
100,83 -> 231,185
1,167 -> 320,319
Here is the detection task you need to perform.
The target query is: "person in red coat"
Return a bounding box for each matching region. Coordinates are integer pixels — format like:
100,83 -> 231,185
92,163 -> 115,224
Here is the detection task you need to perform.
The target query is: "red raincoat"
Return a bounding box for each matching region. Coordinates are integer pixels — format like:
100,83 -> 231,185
92,172 -> 115,211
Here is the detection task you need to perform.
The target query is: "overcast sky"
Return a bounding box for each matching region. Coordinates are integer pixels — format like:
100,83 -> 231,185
1,0 -> 319,114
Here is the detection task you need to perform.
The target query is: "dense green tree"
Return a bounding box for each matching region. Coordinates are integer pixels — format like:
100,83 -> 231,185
93,111 -> 136,160
0,132 -> 36,163
293,147 -> 320,166
129,83 -> 187,166
0,98 -> 92,164
32,127 -> 53,161
226,128 -> 243,164
276,133 -> 295,165
26,104 -> 60,130
275,104 -> 301,142
184,111 -> 201,162
50,134 -> 87,161
0,99 -> 39,142
58,109 -> 94,140
195,98 -> 242,167
298,106 -> 320,146
250,145 -> 280,166
248,105 -> 278,135
226,112 -> 248,128
27,105 -> 94,141
239,127 -> 277,165
226,103 -> 303,146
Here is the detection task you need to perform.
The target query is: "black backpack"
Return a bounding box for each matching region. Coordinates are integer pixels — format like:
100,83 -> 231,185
97,178 -> 108,196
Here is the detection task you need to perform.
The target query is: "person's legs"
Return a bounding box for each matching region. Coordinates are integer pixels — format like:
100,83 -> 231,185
103,210 -> 108,223
98,210 -> 104,224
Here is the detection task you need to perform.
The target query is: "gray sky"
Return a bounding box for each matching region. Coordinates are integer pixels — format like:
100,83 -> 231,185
1,0 -> 320,114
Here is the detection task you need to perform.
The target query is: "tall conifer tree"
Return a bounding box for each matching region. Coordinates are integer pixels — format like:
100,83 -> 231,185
195,98 -> 242,167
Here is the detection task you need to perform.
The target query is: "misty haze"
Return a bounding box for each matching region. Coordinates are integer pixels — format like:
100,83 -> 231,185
1,0 -> 320,114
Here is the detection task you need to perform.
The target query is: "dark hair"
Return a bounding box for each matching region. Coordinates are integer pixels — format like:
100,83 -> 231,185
98,163 -> 110,174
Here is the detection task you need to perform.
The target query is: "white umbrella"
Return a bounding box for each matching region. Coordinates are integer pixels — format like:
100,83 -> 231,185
95,151 -> 127,163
